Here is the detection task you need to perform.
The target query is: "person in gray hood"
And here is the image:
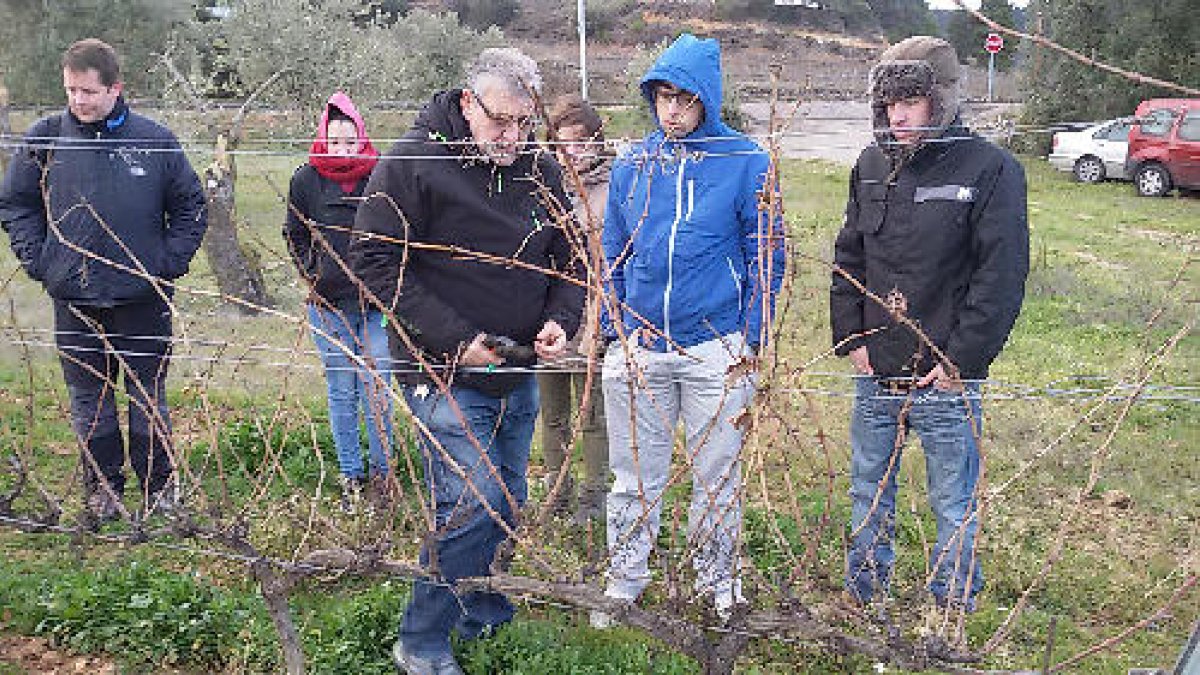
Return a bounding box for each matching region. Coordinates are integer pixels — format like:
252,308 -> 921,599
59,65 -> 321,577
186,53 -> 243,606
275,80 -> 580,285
830,36 -> 1029,613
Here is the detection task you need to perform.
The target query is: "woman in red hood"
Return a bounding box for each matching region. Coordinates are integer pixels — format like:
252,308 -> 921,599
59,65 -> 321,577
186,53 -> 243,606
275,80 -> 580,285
283,92 -> 392,511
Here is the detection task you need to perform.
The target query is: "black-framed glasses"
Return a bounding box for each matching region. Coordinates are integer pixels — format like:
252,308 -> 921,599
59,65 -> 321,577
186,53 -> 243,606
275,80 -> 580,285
653,86 -> 699,109
470,89 -> 538,131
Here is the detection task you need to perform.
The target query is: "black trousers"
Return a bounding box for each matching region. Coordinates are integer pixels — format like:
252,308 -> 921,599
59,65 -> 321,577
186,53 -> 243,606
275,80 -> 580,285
54,298 -> 174,497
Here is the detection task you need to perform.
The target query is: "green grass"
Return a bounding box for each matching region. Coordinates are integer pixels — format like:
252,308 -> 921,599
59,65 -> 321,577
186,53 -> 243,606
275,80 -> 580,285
0,150 -> 1196,673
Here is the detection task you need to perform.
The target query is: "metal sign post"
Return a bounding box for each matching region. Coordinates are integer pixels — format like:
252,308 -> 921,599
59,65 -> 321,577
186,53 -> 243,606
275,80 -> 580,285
578,0 -> 589,100
984,32 -> 1004,102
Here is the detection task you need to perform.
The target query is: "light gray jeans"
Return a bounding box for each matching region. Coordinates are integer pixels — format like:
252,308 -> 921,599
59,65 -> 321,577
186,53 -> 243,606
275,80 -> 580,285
601,333 -> 753,604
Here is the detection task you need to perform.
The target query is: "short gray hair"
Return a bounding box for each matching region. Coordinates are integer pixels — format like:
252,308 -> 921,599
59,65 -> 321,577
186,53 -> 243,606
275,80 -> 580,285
465,47 -> 542,100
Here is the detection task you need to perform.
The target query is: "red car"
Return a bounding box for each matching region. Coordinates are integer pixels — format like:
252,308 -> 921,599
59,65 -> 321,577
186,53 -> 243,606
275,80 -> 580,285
1125,98 -> 1200,196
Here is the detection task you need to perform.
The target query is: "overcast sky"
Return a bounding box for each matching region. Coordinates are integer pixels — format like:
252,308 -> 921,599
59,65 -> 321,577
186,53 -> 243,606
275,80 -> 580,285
926,0 -> 1028,8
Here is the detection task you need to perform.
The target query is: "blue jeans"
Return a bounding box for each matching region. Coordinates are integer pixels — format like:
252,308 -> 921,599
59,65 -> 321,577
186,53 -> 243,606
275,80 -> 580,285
399,376 -> 538,659
307,304 -> 394,479
846,377 -> 984,607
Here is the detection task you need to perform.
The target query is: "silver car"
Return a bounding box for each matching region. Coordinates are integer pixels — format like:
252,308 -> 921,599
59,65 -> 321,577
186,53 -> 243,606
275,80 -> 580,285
1048,118 -> 1133,183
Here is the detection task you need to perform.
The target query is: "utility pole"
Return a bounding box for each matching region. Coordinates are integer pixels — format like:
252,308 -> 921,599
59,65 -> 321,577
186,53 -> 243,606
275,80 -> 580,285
577,0 -> 589,99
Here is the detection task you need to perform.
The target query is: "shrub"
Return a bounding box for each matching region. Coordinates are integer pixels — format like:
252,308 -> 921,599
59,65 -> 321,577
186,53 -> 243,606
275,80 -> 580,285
447,0 -> 518,31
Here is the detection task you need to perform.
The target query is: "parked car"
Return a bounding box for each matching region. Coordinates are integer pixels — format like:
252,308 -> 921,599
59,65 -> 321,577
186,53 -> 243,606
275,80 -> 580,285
1049,118 -> 1133,183
1125,98 -> 1200,197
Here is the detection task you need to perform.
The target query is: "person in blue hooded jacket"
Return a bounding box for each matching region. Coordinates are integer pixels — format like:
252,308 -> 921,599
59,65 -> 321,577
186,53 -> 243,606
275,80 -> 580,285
594,33 -> 786,626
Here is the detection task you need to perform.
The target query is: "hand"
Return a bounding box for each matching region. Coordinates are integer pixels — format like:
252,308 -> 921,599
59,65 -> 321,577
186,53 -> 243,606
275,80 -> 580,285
461,333 -> 505,367
534,320 -> 568,360
848,346 -> 873,375
916,363 -> 961,391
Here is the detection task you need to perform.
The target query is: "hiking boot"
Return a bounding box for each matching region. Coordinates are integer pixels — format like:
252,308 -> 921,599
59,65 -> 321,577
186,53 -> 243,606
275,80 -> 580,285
391,640 -> 464,675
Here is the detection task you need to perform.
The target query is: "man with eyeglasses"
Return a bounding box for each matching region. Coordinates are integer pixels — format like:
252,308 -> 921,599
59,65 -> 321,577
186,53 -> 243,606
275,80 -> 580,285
594,33 -> 786,628
351,47 -> 584,674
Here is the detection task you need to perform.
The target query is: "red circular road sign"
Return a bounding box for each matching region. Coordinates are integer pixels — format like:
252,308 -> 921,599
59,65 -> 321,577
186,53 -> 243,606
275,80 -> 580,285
985,33 -> 1004,53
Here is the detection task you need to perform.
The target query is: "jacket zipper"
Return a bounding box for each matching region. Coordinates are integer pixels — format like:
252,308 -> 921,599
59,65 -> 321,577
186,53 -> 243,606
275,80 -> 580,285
726,256 -> 742,309
79,128 -> 106,290
663,152 -> 689,341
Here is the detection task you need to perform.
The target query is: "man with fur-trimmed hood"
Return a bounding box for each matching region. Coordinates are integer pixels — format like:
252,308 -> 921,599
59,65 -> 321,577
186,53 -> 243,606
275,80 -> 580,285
830,36 -> 1029,613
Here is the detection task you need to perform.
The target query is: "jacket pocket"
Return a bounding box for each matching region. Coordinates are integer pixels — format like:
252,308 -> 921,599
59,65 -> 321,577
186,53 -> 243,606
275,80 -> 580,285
912,184 -> 976,229
855,182 -> 888,234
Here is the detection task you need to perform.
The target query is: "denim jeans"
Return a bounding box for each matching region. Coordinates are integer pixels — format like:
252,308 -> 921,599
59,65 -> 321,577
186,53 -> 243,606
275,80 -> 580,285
601,334 -> 753,604
398,375 -> 538,659
54,299 -> 174,498
846,376 -> 984,607
307,303 -> 394,479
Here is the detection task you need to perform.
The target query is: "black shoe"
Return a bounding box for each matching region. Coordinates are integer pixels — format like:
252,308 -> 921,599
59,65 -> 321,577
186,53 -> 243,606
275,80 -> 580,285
392,640 -> 464,675
933,593 -> 977,614
367,474 -> 393,511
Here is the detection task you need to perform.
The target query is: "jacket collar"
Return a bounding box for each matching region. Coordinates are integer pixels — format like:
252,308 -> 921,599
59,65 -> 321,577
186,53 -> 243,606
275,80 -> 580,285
68,95 -> 129,136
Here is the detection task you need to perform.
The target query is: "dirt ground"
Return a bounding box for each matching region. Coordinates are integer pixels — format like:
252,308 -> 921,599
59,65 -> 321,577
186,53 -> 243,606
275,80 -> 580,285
0,634 -> 115,675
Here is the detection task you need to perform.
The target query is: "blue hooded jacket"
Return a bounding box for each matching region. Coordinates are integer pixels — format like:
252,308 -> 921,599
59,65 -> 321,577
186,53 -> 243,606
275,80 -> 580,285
603,34 -> 785,351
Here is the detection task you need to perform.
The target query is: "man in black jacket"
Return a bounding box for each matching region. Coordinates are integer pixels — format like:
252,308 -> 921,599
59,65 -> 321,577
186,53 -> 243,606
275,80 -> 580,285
351,47 -> 583,675
830,36 -> 1028,613
0,39 -> 207,526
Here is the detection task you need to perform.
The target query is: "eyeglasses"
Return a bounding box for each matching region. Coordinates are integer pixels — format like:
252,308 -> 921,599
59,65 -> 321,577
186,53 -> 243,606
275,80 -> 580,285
653,87 -> 699,109
470,90 -> 538,131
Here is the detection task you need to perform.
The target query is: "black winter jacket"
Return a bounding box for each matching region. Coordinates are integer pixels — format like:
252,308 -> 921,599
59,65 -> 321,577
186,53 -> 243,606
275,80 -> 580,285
830,127 -> 1029,379
0,100 -> 207,306
284,165 -> 366,305
350,90 -> 585,396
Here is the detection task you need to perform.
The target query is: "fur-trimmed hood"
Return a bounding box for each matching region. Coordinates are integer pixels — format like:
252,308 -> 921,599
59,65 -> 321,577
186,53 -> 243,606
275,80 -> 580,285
868,36 -> 961,148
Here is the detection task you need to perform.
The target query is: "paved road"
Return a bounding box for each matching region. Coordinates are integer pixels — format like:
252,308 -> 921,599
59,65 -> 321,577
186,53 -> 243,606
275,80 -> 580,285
743,100 -> 1022,164
743,100 -> 872,165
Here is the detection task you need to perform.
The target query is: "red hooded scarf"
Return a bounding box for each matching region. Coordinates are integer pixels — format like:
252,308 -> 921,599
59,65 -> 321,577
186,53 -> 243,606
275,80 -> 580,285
309,91 -> 379,193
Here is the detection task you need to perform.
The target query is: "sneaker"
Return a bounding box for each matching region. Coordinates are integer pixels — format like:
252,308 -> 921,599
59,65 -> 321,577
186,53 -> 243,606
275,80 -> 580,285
146,482 -> 180,517
339,476 -> 365,514
391,640 -> 464,675
85,489 -> 121,526
714,587 -> 748,623
589,591 -> 635,630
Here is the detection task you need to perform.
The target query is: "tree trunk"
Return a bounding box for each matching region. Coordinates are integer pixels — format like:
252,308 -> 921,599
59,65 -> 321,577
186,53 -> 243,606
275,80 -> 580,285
253,560 -> 305,675
201,134 -> 272,314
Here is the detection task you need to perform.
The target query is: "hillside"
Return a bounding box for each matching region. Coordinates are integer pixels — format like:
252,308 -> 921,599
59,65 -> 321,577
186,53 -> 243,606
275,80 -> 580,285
421,0 -> 891,103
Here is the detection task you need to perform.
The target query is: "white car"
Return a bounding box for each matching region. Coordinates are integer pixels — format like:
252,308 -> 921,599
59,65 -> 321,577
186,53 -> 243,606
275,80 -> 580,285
1048,118 -> 1133,183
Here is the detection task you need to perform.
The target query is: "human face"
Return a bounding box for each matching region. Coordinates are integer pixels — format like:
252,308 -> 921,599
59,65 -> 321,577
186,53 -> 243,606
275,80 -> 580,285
885,96 -> 933,145
653,83 -> 703,139
555,123 -> 599,166
325,119 -> 361,156
461,85 -> 536,166
63,67 -> 122,124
